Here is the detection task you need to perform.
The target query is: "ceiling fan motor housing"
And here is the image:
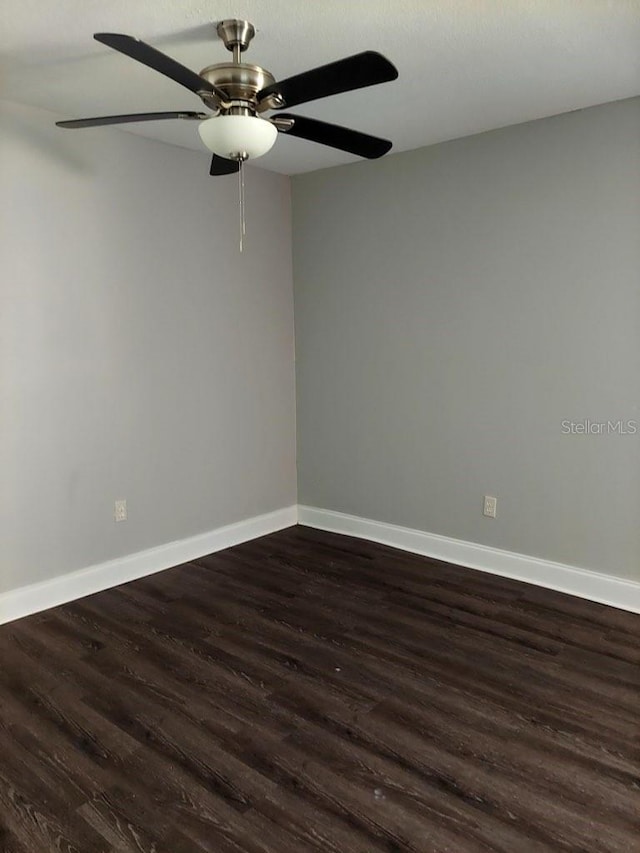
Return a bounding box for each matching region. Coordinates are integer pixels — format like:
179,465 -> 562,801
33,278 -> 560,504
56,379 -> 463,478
199,63 -> 275,108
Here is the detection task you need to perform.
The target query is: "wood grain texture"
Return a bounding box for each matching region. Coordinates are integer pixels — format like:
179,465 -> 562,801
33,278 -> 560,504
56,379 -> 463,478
0,525 -> 638,852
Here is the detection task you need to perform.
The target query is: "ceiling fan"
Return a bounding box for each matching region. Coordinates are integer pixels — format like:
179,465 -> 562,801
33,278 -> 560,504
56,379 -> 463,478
56,19 -> 399,175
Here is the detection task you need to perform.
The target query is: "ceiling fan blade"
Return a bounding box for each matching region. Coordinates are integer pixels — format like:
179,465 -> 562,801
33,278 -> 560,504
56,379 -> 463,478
56,111 -> 206,129
258,51 -> 398,110
94,33 -> 227,103
277,114 -> 391,159
209,155 -> 240,176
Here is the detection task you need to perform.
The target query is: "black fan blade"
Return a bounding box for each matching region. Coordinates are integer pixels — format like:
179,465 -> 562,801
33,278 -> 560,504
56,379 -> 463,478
209,155 -> 240,176
258,51 -> 397,110
94,33 -> 227,102
56,111 -> 205,129
278,114 -> 391,159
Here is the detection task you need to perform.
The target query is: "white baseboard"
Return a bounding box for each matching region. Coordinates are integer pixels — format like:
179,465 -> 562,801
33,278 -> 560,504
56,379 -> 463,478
298,505 -> 640,614
4,503 -> 638,625
0,506 -> 298,626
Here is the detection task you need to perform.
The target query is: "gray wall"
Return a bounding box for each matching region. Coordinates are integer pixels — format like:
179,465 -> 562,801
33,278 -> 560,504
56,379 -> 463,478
1,99 -> 296,594
293,97 -> 640,581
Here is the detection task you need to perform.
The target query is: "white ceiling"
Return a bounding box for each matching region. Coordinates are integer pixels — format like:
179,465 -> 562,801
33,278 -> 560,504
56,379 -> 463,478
1,1 -> 639,175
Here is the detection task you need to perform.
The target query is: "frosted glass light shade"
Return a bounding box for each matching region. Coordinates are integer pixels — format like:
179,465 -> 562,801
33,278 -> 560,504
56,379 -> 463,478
198,115 -> 277,160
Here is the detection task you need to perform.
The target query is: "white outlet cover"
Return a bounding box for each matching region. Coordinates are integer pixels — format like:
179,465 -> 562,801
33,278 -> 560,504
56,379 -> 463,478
483,496 -> 497,518
114,499 -> 127,522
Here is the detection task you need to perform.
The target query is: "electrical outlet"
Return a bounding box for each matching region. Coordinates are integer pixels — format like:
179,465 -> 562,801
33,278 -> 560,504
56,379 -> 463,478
483,495 -> 497,518
114,499 -> 127,522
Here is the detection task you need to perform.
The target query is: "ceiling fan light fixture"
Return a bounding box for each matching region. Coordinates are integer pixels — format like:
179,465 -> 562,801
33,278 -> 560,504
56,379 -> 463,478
198,114 -> 277,160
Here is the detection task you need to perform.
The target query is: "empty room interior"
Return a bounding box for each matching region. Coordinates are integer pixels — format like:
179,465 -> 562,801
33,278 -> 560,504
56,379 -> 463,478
1,2 -> 639,851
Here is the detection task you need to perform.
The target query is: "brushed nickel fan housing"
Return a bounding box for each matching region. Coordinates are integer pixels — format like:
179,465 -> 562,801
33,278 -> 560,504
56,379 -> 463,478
198,62 -> 275,103
197,20 -> 282,112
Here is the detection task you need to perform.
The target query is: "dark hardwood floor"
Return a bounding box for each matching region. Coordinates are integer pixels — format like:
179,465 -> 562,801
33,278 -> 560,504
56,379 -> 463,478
0,525 -> 638,852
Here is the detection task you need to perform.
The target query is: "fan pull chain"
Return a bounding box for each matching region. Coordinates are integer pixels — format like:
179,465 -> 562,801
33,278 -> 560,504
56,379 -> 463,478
238,158 -> 246,252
